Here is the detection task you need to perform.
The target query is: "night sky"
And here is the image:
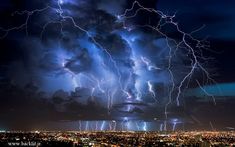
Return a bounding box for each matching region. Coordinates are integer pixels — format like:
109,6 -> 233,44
0,0 -> 235,131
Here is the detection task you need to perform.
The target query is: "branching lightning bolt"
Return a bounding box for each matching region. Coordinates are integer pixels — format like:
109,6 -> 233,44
119,1 -> 216,128
196,80 -> 216,105
0,0 -> 133,109
141,56 -> 161,71
0,0 -> 218,131
147,81 -> 157,102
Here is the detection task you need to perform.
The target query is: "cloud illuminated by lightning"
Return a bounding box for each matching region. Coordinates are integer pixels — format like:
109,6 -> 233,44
0,0 -> 217,131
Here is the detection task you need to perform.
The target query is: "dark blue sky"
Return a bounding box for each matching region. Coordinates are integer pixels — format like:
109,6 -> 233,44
158,0 -> 235,40
124,0 -> 235,83
157,0 -> 235,84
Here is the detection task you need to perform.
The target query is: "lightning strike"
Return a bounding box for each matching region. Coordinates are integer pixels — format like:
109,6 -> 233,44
0,0 -> 217,131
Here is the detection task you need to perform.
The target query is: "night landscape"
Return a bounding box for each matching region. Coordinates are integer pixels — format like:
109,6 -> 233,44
0,0 -> 235,146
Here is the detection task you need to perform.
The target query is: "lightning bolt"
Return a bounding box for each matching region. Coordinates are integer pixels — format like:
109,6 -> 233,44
141,56 -> 161,71
79,120 -> 82,131
0,6 -> 51,39
147,81 -> 157,102
108,121 -> 112,131
0,0 -> 217,131
159,123 -> 163,131
143,121 -> 147,131
135,122 -> 140,131
172,122 -> 177,131
85,121 -> 89,131
61,61 -> 79,89
107,90 -> 111,111
209,121 -> 215,131
91,87 -> 95,97
112,120 -> 117,131
119,1 -> 216,129
56,0 -> 136,100
100,120 -> 105,131
196,80 -> 216,105
95,121 -> 98,131
56,0 -> 130,98
0,0 -> 133,101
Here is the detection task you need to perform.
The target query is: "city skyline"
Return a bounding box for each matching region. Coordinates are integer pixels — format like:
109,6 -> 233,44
0,0 -> 235,131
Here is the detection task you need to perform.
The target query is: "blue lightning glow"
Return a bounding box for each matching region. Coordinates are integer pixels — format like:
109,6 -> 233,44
160,123 -> 163,131
100,121 -> 105,131
79,120 -> 82,131
0,0 -> 215,131
172,122 -> 177,131
85,121 -> 89,131
141,56 -> 161,71
143,122 -> 147,131
147,81 -> 157,102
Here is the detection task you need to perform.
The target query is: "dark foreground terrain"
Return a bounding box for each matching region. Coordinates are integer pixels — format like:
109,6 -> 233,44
0,131 -> 234,146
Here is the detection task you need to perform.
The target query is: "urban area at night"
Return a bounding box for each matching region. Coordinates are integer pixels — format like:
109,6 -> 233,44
0,0 -> 235,146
